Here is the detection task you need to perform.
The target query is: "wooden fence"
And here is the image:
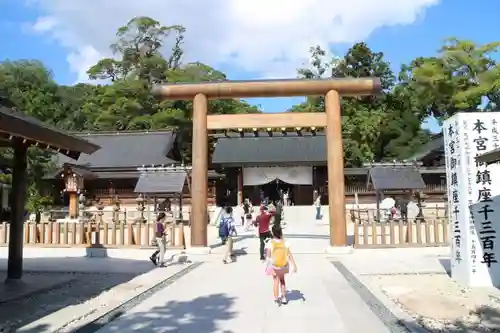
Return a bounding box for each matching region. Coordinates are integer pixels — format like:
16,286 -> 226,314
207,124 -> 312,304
0,222 -> 186,249
353,219 -> 449,248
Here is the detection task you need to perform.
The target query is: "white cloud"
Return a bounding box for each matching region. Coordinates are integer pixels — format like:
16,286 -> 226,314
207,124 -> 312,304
31,15 -> 58,32
28,0 -> 440,82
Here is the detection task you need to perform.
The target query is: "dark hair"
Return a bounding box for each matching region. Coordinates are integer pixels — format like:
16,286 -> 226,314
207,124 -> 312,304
271,225 -> 283,239
156,212 -> 166,222
225,206 -> 233,214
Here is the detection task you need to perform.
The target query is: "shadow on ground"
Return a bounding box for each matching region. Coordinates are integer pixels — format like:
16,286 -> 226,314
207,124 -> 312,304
0,256 -> 155,332
402,305 -> 500,332
82,293 -> 237,333
438,258 -> 452,276
287,289 -> 306,303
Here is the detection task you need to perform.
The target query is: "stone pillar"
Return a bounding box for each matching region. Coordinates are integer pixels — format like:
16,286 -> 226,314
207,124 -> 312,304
7,142 -> 28,280
191,93 -> 208,247
325,90 -> 347,247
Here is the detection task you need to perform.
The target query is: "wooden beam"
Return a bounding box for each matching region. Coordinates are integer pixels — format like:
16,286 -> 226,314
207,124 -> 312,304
152,78 -> 381,100
207,112 -> 327,130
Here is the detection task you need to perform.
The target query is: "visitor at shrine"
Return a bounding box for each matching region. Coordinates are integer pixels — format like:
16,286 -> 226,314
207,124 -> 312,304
397,195 -> 409,223
314,193 -> 322,220
256,205 -> 275,261
219,206 -> 237,264
149,212 -> 167,267
264,224 -> 297,306
242,198 -> 253,231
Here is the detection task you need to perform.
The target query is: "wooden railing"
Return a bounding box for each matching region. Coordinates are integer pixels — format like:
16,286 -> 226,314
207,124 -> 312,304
349,206 -> 448,223
344,183 -> 447,194
353,218 -> 449,248
0,222 -> 185,248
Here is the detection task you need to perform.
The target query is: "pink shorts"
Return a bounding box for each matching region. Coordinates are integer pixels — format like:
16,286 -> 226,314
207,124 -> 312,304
265,264 -> 289,276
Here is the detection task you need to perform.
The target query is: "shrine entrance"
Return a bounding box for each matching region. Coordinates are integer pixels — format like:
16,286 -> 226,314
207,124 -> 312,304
152,78 -> 381,248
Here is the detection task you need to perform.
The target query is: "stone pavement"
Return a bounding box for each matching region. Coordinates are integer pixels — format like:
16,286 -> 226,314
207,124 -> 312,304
93,255 -> 392,333
6,206 -> 456,333
87,215 -> 396,333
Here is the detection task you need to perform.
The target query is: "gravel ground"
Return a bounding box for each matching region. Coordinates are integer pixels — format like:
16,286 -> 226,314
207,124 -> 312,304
0,271 -> 140,333
363,273 -> 500,333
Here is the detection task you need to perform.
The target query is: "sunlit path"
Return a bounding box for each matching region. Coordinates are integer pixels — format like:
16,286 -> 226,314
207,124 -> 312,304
93,255 -> 390,333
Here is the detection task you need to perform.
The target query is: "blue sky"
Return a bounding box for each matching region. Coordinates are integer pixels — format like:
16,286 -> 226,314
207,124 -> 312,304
1,0 -> 499,134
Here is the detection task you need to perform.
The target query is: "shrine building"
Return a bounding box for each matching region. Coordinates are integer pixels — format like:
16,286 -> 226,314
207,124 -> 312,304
211,130 -> 448,207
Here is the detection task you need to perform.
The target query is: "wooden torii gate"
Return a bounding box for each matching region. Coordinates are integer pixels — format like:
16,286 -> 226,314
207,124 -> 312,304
152,78 -> 381,249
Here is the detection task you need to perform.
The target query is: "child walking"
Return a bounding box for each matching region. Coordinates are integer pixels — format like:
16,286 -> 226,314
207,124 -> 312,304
219,206 -> 237,264
265,224 -> 297,306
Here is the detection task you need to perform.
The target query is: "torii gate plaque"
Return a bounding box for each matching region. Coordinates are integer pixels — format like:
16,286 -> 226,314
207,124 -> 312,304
153,78 -> 381,250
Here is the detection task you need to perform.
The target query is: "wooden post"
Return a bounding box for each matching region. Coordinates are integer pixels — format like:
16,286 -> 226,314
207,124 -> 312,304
237,168 -> 243,205
191,93 -> 208,247
68,192 -> 78,218
7,142 -> 28,280
325,90 -> 347,247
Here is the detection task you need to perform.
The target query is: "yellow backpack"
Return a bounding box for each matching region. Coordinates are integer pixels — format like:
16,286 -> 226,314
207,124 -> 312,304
271,239 -> 288,268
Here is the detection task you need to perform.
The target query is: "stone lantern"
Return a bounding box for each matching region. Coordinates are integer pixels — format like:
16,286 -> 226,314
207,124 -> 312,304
136,194 -> 146,223
112,195 -> 121,223
62,170 -> 84,219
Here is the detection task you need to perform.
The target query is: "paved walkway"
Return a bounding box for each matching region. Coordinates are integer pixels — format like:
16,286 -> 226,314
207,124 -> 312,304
92,214 -> 393,333
94,255 -> 391,333
11,206 -> 450,333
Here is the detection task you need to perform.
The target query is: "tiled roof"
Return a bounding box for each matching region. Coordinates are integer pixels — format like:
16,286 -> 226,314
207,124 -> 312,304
368,166 -> 425,190
212,133 -> 326,165
55,131 -> 177,168
134,171 -> 186,194
0,107 -> 100,159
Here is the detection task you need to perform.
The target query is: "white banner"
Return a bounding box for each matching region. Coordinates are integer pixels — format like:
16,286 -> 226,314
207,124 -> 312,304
242,167 -> 313,186
444,112 -> 500,287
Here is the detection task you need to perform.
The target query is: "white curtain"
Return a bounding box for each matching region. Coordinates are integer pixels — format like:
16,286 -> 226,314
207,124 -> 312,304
243,167 -> 313,186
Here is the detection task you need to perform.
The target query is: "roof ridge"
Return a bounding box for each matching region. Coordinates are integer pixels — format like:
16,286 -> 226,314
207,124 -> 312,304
72,130 -> 176,137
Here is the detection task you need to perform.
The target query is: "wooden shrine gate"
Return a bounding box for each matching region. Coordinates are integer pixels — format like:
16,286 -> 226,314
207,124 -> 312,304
152,78 -> 381,249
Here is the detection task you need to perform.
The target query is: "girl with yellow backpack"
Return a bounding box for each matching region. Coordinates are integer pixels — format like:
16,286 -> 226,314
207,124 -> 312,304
265,224 -> 297,306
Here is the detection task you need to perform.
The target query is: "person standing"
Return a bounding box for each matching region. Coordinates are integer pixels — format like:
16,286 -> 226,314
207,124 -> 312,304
283,191 -> 289,206
265,225 -> 297,305
149,212 -> 167,267
314,192 -> 322,220
256,206 -> 275,261
242,198 -> 253,231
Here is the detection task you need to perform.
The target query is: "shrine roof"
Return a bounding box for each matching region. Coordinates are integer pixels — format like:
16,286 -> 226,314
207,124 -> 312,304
55,130 -> 178,169
211,133 -> 326,165
368,166 -> 425,191
408,133 -> 444,161
134,170 -> 186,194
477,147 -> 500,165
0,107 -> 100,160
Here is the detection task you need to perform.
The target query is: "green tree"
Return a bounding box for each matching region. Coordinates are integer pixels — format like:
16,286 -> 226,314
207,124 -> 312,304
399,38 -> 500,121
87,16 -> 261,162
0,61 -> 61,212
291,43 -> 429,165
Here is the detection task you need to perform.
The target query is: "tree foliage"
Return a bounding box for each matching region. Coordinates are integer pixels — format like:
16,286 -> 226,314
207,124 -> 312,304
1,15 -> 500,210
291,42 -> 430,166
398,38 -> 500,121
